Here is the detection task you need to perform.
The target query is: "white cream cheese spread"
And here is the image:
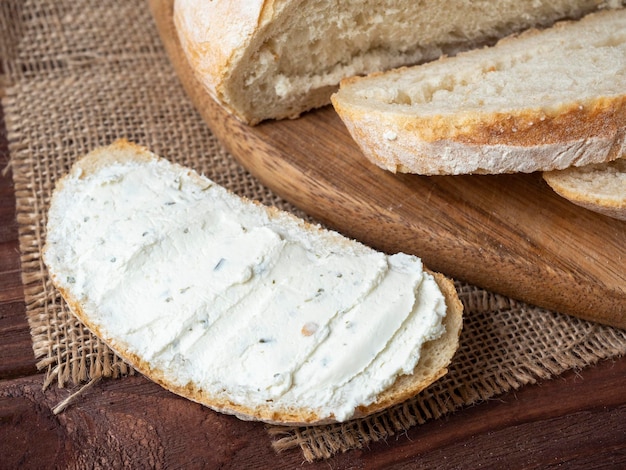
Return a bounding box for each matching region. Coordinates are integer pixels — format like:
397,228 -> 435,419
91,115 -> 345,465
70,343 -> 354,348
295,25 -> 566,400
44,156 -> 447,422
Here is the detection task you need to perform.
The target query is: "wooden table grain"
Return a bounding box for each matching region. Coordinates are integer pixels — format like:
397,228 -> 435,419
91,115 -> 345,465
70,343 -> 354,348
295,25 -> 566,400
1,107 -> 625,469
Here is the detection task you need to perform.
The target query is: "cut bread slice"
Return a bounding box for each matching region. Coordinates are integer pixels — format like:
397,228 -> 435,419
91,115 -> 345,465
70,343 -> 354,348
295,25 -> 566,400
43,140 -> 463,425
331,8 -> 626,175
543,157 -> 626,220
173,0 -> 624,125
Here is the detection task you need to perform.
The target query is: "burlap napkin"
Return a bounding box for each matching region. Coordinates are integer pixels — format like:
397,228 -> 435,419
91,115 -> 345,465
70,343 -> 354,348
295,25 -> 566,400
1,0 -> 624,462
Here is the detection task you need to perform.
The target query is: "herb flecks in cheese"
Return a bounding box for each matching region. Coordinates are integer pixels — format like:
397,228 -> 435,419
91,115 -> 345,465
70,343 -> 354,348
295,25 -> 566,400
45,158 -> 447,422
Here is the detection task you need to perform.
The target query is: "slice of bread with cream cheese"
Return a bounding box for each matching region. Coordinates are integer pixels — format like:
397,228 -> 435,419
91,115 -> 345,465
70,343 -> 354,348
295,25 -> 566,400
43,140 -> 463,425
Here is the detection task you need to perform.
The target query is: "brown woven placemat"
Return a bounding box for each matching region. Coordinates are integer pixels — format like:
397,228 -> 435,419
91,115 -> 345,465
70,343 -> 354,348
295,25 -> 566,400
1,0 -> 625,462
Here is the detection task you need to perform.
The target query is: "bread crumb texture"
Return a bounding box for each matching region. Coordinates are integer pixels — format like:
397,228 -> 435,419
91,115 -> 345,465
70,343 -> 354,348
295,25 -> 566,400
174,0 -> 624,123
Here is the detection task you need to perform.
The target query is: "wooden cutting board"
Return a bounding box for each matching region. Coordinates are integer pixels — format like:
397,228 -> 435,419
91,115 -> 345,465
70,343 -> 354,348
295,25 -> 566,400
150,0 -> 625,329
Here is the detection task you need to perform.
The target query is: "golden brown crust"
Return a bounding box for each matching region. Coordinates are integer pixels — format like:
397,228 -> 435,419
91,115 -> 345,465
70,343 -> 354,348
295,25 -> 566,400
411,97 -> 626,148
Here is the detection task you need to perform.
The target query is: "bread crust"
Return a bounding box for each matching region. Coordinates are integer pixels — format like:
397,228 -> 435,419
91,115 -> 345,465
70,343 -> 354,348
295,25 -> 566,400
543,158 -> 626,220
333,97 -> 626,174
173,0 -> 296,123
173,0 -> 269,98
44,140 -> 463,426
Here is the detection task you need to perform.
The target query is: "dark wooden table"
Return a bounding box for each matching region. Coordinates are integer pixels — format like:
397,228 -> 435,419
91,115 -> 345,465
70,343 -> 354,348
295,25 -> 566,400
1,106 -> 625,469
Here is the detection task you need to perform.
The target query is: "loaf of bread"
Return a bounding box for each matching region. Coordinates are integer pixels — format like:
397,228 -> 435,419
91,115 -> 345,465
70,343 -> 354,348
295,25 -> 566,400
543,158 -> 626,220
173,0 -> 623,125
43,140 -> 463,425
331,8 -> 626,175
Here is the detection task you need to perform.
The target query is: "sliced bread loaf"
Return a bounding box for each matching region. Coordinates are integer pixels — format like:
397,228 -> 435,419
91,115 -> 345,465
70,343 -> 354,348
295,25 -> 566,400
331,8 -> 626,175
173,0 -> 623,125
43,140 -> 463,425
543,158 -> 626,220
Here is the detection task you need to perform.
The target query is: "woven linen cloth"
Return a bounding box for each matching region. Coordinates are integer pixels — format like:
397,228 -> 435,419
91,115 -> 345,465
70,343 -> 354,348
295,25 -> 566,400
1,0 -> 625,462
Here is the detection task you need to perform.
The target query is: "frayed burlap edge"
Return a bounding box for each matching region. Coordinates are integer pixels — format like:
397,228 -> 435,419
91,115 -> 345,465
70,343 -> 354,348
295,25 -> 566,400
5,104 -> 136,391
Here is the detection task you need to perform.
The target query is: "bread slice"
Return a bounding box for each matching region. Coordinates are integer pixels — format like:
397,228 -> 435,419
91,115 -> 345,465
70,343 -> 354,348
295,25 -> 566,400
331,8 -> 626,175
543,157 -> 626,220
173,0 -> 623,125
43,140 -> 463,425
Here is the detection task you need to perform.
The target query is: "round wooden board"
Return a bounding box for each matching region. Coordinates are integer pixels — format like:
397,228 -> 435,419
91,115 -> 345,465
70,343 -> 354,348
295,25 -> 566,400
150,0 -> 625,329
